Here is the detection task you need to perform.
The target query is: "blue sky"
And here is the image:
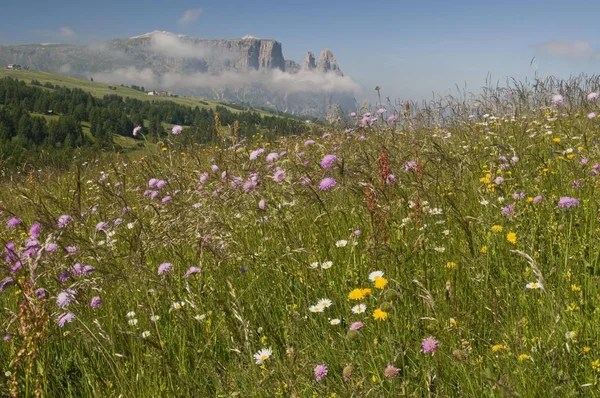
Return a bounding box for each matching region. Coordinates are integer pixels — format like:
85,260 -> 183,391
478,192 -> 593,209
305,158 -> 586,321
2,0 -> 600,102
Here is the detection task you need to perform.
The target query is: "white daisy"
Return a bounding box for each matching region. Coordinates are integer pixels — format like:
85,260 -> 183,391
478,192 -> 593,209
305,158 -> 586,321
142,331 -> 151,338
321,261 -> 333,270
336,240 -> 348,248
253,348 -> 272,365
525,281 -> 543,290
352,304 -> 367,314
317,298 -> 332,308
194,314 -> 207,321
369,271 -> 384,282
309,262 -> 319,269
329,319 -> 341,325
128,318 -> 138,326
149,315 -> 160,322
171,301 -> 185,310
309,305 -> 323,313
434,247 -> 445,253
126,311 -> 136,319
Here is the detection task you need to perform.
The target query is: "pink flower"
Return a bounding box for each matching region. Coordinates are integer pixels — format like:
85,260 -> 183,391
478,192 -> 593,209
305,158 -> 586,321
320,154 -> 337,169
421,336 -> 439,354
314,364 -> 328,382
384,364 -> 400,379
133,126 -> 142,136
318,177 -> 336,191
172,125 -> 183,135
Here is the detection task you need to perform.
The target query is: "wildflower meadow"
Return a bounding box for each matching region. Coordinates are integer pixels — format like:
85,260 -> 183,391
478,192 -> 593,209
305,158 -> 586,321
4,78 -> 600,396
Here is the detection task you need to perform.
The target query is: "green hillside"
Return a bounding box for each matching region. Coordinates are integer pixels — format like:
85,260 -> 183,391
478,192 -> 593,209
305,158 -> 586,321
0,69 -> 244,113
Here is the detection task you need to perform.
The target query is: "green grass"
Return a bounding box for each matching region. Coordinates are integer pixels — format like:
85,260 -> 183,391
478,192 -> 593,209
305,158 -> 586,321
3,93 -> 600,396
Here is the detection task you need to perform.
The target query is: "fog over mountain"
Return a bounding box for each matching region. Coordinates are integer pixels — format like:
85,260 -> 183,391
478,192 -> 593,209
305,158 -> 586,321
0,31 -> 360,116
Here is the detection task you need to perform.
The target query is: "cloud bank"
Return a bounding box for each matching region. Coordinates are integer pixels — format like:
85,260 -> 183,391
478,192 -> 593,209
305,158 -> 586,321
178,8 -> 203,25
536,40 -> 599,59
59,27 -> 76,38
149,32 -> 233,60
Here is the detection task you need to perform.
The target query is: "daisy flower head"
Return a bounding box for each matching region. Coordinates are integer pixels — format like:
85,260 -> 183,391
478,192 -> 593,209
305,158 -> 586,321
142,330 -> 151,338
317,298 -> 332,308
526,281 -> 543,290
321,261 -> 333,269
309,305 -> 324,313
336,240 -> 348,248
369,271 -> 384,282
253,348 -> 272,365
126,311 -> 136,319
133,126 -> 141,136
171,301 -> 185,310
329,319 -> 341,325
309,262 -> 319,269
352,304 -> 366,314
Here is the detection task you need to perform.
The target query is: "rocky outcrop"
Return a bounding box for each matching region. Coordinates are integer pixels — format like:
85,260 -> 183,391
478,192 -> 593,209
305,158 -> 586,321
303,51 -> 316,70
316,49 -> 342,75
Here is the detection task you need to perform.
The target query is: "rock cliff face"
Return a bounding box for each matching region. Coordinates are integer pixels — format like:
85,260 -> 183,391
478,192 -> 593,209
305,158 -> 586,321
303,51 -> 316,70
316,49 -> 342,75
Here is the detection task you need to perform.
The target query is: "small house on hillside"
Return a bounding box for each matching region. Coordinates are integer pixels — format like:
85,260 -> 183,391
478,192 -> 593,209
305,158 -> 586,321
6,64 -> 22,70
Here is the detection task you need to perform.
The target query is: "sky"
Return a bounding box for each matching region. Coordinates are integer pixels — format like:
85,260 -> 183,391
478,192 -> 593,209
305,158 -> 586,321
2,0 -> 600,103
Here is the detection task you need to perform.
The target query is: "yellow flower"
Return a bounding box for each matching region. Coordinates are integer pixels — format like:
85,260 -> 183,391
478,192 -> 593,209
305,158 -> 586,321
593,359 -> 600,372
567,153 -> 574,160
481,245 -> 488,254
374,276 -> 388,289
491,225 -> 503,232
373,308 -> 388,321
518,354 -> 530,361
492,344 -> 504,352
584,347 -> 591,354
161,147 -> 167,151
506,232 -> 517,244
361,288 -> 372,297
446,262 -> 457,270
348,288 -> 366,300
553,137 -> 561,143
571,284 -> 581,292
449,318 -> 457,328
371,375 -> 377,383
480,173 -> 491,184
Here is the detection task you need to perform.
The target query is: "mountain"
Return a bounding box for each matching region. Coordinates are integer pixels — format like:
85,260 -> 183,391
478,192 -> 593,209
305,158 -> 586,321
0,32 -> 358,116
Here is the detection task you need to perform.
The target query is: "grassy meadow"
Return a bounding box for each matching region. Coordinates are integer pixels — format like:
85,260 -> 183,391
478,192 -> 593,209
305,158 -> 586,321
3,80 -> 600,396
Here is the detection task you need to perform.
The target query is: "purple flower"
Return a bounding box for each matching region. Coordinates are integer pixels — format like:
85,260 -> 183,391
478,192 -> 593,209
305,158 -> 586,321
300,177 -> 312,186
56,312 -> 75,327
3,334 -> 12,342
588,112 -> 597,120
581,158 -> 590,165
72,263 -> 94,276
172,125 -> 183,135
314,364 -> 328,382
158,262 -> 172,275
90,296 -> 102,308
199,172 -> 209,184
66,246 -> 78,254
350,112 -> 357,118
133,126 -> 142,136
184,266 -> 202,278
387,115 -> 397,123
148,178 -> 159,188
272,168 -> 286,183
10,261 -> 23,274
45,243 -> 58,253
349,321 -> 364,331
533,195 -> 543,203
512,192 -> 526,200
421,336 -> 440,354
588,92 -> 599,101
6,217 -> 21,228
156,180 -> 166,189
29,223 -> 41,238
35,288 -> 46,298
384,364 -> 400,379
353,229 -> 361,237
266,152 -> 279,162
58,215 -> 73,228
0,277 -> 14,292
552,94 -> 564,106
249,148 -> 264,160
161,196 -> 172,203
404,161 -> 417,172
572,180 -> 581,189
211,165 -> 219,173
376,108 -> 386,115
318,177 -> 337,191
95,222 -> 108,231
258,199 -> 266,210
56,289 -> 76,308
501,204 -> 515,216
511,156 -> 519,164
558,196 -> 580,208
304,139 -> 316,146
320,154 -> 337,169
385,174 -> 397,185
494,176 -> 504,185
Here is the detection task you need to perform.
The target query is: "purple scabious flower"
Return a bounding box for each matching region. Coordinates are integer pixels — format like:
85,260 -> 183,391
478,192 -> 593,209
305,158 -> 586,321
156,180 -> 166,189
161,196 -> 172,203
272,168 -> 286,183
572,180 -> 581,189
158,262 -> 172,275
349,321 -> 364,331
552,94 -> 564,106
376,108 -> 386,115
258,199 -> 266,210
148,178 -> 159,188
35,288 -> 46,298
10,261 -> 23,274
59,272 -> 70,283
56,312 -> 75,327
72,263 -> 94,276
385,174 -> 397,185
512,192 -> 526,200
384,364 -> 400,379
494,176 -> 504,185
318,177 -> 337,191
404,160 -> 417,172
133,126 -> 141,136
66,246 -> 78,254
29,223 -> 41,239
56,289 -> 76,308
314,364 -> 328,382
266,152 -> 279,162
350,112 -> 357,118
45,243 -> 58,253
90,296 -> 102,308
511,156 -> 519,164
304,139 -> 316,146
211,164 -> 219,173
421,336 -> 440,354
95,222 -> 108,232
6,217 -> 21,228
249,148 -> 264,160
230,177 -> 243,189
184,266 -> 202,278
387,115 -> 397,123
558,196 -> 580,208
501,204 -> 515,217
533,195 -> 543,203
58,214 -> 73,228
320,154 -> 337,169
581,158 -> 590,165
353,229 -> 361,237
588,112 -> 597,120
199,172 -> 209,184
0,277 -> 15,292
172,125 -> 183,135
588,92 -> 599,101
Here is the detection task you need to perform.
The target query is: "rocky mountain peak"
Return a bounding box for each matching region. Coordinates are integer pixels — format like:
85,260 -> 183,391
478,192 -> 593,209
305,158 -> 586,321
303,51 -> 316,70
316,49 -> 342,75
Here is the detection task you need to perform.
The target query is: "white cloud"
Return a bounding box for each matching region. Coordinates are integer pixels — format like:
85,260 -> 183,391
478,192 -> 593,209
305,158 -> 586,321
178,8 -> 203,25
149,32 -> 233,60
59,27 -> 76,38
91,67 -> 157,87
536,41 -> 598,59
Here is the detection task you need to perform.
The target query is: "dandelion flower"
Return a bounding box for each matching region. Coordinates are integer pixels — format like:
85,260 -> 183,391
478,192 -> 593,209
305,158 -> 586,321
518,354 -> 530,361
373,308 -> 388,321
374,276 -> 388,289
352,304 -> 367,314
369,271 -> 384,282
253,348 -> 272,365
506,232 -> 517,244
348,288 -> 366,300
